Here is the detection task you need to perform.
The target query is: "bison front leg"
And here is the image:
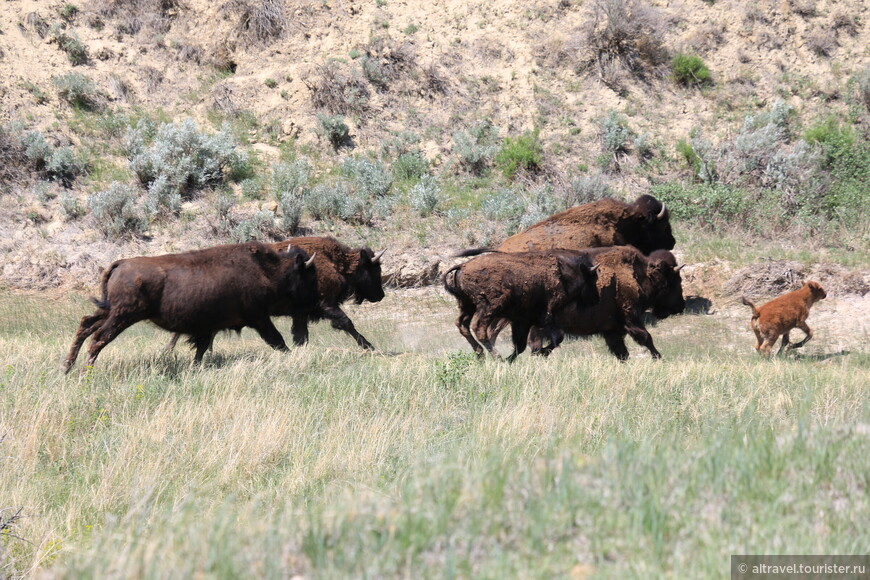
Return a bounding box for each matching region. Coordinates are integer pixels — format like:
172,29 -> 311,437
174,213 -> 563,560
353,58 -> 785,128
625,323 -> 662,359
788,322 -> 813,351
322,306 -> 375,350
251,318 -> 289,352
290,315 -> 310,346
63,311 -> 107,373
602,331 -> 631,361
506,321 -> 531,363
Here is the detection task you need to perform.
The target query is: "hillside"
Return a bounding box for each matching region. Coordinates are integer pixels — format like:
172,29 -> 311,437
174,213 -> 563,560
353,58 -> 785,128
0,0 -> 868,293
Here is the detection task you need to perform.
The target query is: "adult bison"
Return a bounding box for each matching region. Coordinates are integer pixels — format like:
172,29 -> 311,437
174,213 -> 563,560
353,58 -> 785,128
443,250 -> 600,362
272,236 -> 386,350
165,236 -> 386,352
63,242 -> 318,373
497,194 -> 675,255
528,246 -> 685,360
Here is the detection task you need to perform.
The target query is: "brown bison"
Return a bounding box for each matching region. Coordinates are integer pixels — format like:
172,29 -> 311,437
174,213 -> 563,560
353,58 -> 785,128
497,194 -> 675,255
63,242 -> 318,373
272,236 -> 386,350
443,250 -> 600,362
741,281 -> 826,357
166,236 -> 386,352
522,246 -> 686,360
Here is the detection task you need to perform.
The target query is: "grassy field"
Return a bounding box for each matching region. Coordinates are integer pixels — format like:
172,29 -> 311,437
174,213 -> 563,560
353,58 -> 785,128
1,289 -> 868,579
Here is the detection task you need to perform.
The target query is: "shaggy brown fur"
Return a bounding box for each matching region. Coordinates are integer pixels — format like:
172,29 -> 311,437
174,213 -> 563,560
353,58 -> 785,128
741,281 -> 827,357
527,246 -> 686,360
443,249 -> 600,362
167,236 -> 386,352
63,242 -> 318,373
496,195 -> 674,255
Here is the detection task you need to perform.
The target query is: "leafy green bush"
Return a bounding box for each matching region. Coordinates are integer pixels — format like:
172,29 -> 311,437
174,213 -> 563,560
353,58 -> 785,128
317,114 -> 350,150
649,182 -> 752,227
453,120 -> 500,175
88,182 -> 146,238
52,72 -> 101,110
671,53 -> 711,86
494,129 -> 543,180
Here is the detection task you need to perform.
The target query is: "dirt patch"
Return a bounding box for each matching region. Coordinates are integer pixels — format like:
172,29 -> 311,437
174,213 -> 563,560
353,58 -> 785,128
723,260 -> 870,300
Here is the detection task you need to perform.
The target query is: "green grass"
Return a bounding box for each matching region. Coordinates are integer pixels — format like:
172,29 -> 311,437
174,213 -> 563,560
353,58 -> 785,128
1,291 -> 868,578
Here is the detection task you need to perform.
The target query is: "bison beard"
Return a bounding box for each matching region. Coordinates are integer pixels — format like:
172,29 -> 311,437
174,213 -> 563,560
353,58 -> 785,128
443,250 -> 600,362
62,242 -> 318,373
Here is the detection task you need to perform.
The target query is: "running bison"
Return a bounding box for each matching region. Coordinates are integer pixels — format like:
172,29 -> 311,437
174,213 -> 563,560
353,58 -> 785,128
166,236 -> 387,353
497,194 -> 675,255
271,236 -> 386,350
526,246 -> 686,360
63,242 -> 318,373
741,281 -> 826,357
443,250 -> 600,362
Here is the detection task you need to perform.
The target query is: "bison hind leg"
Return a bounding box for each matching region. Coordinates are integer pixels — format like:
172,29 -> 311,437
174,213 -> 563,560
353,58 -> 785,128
455,307 -> 484,358
63,311 -> 107,373
506,321 -> 531,363
602,331 -> 631,361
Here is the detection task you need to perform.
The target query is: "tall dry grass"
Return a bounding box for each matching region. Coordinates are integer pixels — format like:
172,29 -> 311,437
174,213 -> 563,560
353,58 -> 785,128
0,290 -> 868,578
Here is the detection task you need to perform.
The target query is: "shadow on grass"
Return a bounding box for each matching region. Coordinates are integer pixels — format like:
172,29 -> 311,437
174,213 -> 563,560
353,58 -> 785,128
791,350 -> 852,362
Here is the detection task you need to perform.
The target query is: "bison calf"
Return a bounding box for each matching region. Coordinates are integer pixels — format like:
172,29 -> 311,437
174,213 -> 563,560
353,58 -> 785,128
444,250 -> 600,362
741,281 -> 826,357
63,242 -> 318,373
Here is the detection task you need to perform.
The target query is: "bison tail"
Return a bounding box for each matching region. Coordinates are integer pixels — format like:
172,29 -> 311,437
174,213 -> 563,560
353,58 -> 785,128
442,265 -> 462,298
89,261 -> 122,311
740,296 -> 759,318
452,247 -> 498,258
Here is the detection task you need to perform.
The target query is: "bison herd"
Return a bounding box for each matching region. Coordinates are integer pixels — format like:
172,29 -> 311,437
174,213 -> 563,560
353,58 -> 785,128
63,194 -> 826,373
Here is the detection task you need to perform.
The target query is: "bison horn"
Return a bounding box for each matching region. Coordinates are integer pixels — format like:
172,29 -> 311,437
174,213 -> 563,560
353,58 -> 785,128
674,264 -> 684,272
656,203 -> 667,219
305,252 -> 317,268
373,249 -> 387,264
590,263 -> 600,273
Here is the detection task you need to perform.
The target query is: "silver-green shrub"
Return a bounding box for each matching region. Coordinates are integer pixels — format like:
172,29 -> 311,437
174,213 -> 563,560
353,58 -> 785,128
341,157 -> 393,198
128,119 -> 248,209
453,120 -> 500,175
410,175 -> 441,217
88,182 -> 145,237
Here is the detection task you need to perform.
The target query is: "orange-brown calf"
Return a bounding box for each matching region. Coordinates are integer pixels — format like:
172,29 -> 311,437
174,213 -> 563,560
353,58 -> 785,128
741,281 -> 827,357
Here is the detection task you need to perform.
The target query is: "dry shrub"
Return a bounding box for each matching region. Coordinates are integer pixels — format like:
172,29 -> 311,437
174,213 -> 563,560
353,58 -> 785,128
807,29 -> 836,56
831,10 -> 861,36
94,0 -> 181,35
138,66 -> 164,93
211,83 -> 239,117
580,0 -> 669,85
789,0 -> 817,17
222,0 -> 286,47
174,42 -> 205,64
725,261 -> 869,299
419,64 -> 448,98
23,12 -> 49,38
684,23 -> 725,54
361,36 -> 417,92
305,61 -> 370,117
0,125 -> 30,189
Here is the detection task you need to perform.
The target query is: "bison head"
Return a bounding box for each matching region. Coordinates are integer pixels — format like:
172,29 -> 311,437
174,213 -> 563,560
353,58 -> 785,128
646,250 -> 685,319
353,248 -> 386,304
284,247 -> 320,310
557,254 -> 600,308
631,194 -> 676,254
